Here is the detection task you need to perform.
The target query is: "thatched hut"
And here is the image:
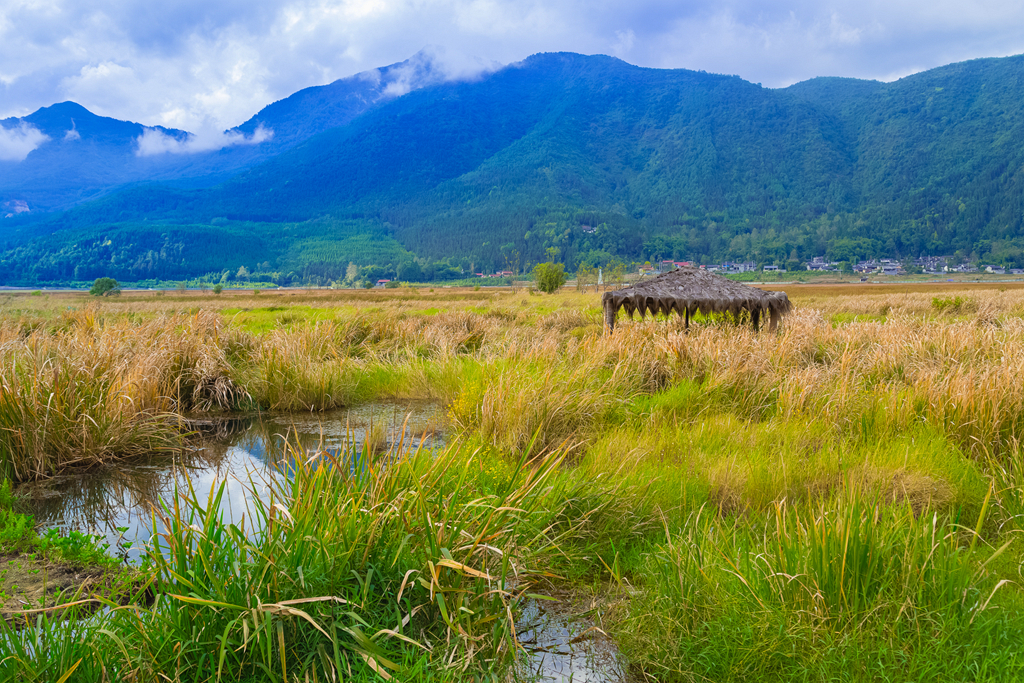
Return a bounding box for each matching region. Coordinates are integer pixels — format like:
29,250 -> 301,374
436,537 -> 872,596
602,267 -> 792,333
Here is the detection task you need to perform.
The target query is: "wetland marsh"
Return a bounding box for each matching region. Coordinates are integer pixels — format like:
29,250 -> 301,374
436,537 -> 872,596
2,284 -> 1024,681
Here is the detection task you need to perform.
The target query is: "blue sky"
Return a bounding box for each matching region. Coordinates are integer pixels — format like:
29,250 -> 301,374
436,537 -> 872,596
2,0 -> 1023,135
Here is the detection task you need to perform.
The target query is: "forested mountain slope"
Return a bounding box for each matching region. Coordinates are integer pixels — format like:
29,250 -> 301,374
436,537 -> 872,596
0,102 -> 192,211
0,51 -> 449,214
3,52 -> 1024,284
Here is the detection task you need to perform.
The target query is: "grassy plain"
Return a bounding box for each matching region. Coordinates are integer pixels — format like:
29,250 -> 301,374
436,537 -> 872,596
2,283 -> 1024,681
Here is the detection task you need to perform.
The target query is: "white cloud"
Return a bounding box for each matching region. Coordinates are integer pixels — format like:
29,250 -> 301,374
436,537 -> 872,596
636,1 -> 1024,86
135,124 -> 272,156
377,46 -> 498,98
0,122 -> 49,161
612,29 -> 635,57
4,199 -> 30,217
829,12 -> 863,46
2,0 -> 1024,130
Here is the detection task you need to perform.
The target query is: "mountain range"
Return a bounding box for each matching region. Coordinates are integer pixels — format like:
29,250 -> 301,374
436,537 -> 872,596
2,50 -> 1023,285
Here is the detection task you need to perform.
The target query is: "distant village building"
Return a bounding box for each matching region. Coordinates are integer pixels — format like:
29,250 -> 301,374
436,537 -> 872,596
806,256 -> 839,272
854,260 -> 878,274
916,255 -> 950,273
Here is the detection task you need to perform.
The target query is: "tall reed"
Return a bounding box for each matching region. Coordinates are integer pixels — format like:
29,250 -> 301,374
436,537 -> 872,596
615,494 -> 1021,681
0,310 -> 238,480
0,436 -> 592,681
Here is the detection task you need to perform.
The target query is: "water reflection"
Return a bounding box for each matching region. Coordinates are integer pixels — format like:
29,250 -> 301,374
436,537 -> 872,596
517,597 -> 628,682
17,400 -> 444,563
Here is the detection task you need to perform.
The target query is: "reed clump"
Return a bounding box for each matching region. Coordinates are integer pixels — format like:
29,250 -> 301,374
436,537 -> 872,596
0,310 -> 252,480
612,495 -> 1023,681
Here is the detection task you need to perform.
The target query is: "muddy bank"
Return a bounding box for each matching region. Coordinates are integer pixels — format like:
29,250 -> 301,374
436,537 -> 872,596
0,553 -> 145,621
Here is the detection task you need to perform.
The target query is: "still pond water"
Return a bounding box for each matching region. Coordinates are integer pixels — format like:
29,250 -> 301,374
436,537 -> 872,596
16,400 -> 628,682
18,401 -> 445,564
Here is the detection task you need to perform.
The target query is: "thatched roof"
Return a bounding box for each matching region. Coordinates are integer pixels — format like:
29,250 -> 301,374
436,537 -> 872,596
601,267 -> 792,332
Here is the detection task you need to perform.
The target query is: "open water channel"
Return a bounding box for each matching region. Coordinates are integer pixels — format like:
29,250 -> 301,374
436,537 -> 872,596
13,400 -> 630,681
16,400 -> 446,564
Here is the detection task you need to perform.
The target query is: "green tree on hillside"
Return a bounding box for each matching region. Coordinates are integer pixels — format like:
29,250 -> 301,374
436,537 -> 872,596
89,277 -> 120,296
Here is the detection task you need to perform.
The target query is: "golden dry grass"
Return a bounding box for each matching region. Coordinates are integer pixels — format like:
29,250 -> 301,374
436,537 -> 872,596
3,282 -> 1024,480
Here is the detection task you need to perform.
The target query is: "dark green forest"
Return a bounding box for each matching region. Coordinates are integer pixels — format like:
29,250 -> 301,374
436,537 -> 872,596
3,51 -> 1024,284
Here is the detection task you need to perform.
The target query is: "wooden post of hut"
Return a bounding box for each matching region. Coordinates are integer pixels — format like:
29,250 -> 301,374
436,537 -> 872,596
601,267 -> 791,334
603,297 -> 617,332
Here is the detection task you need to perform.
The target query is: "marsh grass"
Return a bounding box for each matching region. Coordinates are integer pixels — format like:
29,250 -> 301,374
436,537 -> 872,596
610,491 -> 1024,682
0,310 -> 237,480
0,480 -> 34,553
4,286 -> 1024,679
0,433 -> 600,682
0,351 -> 182,482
